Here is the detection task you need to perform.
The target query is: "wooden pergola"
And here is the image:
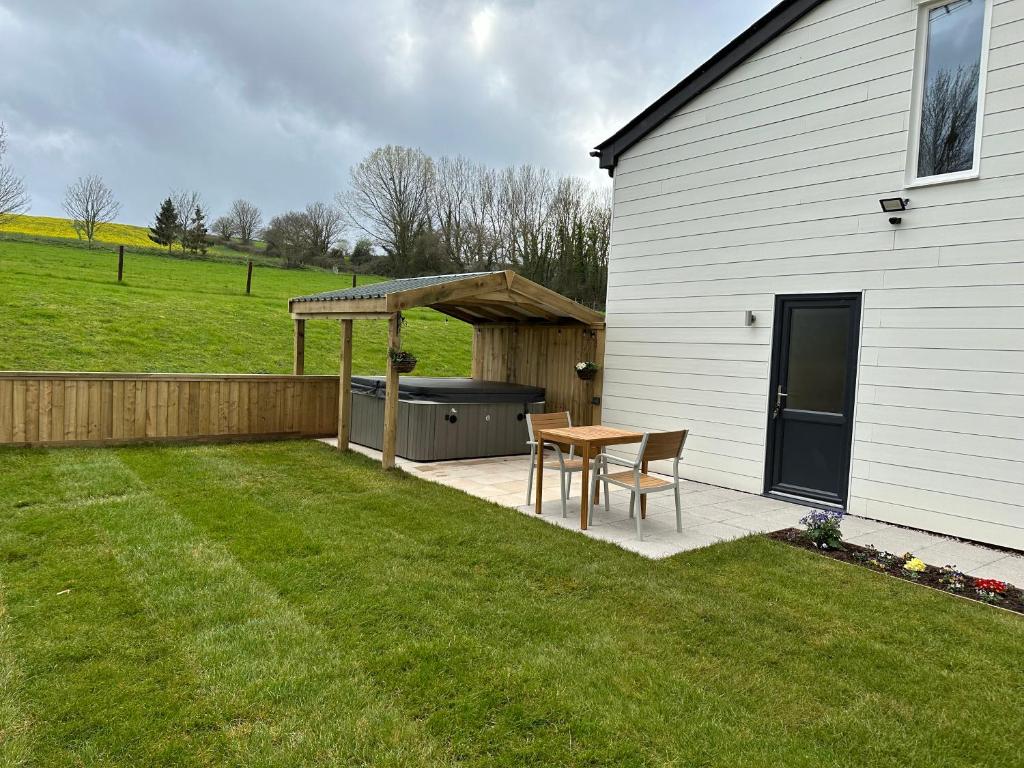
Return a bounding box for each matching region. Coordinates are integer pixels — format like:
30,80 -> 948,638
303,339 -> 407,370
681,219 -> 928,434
288,271 -> 605,469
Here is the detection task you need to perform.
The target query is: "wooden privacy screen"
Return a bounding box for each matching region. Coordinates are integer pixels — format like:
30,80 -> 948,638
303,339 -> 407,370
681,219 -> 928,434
0,373 -> 339,447
472,324 -> 605,426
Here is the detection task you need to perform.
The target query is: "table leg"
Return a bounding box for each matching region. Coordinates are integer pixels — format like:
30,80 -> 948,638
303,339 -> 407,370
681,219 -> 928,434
534,435 -> 544,515
580,442 -> 591,530
640,460 -> 648,519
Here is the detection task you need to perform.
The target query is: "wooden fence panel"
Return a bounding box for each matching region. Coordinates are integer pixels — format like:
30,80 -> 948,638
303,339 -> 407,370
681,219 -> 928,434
473,324 -> 604,426
0,373 -> 339,448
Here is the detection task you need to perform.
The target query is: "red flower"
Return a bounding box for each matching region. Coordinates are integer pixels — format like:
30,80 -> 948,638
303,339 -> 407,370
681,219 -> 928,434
974,578 -> 1008,593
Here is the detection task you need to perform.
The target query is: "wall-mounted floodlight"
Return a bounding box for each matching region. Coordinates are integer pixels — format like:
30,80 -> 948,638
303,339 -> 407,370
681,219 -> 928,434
745,310 -> 757,327
879,197 -> 909,213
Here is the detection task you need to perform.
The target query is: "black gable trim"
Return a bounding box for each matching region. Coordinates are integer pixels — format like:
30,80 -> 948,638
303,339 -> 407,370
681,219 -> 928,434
593,0 -> 829,176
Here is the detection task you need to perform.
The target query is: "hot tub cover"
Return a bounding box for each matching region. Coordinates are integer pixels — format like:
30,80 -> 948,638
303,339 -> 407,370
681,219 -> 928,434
351,376 -> 544,404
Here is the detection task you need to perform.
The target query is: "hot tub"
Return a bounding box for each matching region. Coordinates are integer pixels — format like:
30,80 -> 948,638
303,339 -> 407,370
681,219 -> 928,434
349,376 -> 545,461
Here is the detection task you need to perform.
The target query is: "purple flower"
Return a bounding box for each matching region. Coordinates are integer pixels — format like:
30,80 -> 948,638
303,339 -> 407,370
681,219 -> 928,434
799,509 -> 844,528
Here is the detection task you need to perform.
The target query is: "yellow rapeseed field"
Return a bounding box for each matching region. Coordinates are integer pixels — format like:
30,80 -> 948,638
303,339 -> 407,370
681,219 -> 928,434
0,214 -> 154,247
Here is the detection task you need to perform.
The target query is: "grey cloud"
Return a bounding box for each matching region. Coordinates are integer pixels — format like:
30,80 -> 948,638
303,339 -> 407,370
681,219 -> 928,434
0,0 -> 775,224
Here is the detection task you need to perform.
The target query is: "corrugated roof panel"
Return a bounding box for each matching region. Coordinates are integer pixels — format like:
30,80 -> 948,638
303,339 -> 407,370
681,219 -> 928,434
291,272 -> 499,303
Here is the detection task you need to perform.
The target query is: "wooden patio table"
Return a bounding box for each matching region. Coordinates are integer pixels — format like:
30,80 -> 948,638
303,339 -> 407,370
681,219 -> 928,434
534,425 -> 645,530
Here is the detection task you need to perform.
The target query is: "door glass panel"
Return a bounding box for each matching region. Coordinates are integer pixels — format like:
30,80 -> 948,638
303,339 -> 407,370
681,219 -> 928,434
786,307 -> 849,413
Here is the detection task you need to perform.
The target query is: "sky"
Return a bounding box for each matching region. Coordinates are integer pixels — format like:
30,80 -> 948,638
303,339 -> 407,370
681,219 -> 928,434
924,0 -> 986,85
0,0 -> 776,226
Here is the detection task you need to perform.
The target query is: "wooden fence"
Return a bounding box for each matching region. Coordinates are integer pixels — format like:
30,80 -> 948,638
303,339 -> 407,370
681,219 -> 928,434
472,324 -> 605,426
0,373 -> 339,447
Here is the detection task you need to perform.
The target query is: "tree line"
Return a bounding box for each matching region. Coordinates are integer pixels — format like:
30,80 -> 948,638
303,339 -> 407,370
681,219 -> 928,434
137,146 -> 612,308
340,147 -> 610,309
1,124 -> 611,308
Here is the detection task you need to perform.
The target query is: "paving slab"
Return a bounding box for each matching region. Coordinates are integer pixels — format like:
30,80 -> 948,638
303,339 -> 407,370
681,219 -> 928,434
317,439 -> 1021,578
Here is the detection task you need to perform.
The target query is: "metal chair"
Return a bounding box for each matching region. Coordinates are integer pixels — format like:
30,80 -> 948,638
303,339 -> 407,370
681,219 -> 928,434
525,411 -> 586,517
588,430 -> 689,540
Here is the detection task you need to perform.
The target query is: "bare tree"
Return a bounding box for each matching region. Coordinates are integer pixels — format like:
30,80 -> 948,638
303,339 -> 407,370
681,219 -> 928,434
467,165 -> 500,270
212,215 -> 236,241
0,123 -> 30,226
171,189 -> 204,243
498,164 -> 554,279
918,63 -> 981,178
433,155 -> 477,271
304,201 -> 344,257
339,145 -> 434,276
263,211 -> 313,267
62,174 -> 120,247
230,199 -> 262,245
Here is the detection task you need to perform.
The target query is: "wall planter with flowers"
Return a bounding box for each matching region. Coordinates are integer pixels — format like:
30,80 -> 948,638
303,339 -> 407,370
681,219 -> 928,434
389,349 -> 418,374
768,511 -> 1024,615
575,361 -> 599,381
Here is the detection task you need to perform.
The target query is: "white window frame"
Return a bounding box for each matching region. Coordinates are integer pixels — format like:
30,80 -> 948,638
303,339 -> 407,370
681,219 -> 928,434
905,0 -> 993,188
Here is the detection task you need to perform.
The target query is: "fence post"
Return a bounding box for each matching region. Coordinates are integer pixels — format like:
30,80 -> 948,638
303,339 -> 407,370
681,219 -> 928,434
117,245 -> 124,282
246,260 -> 253,294
352,273 -> 357,288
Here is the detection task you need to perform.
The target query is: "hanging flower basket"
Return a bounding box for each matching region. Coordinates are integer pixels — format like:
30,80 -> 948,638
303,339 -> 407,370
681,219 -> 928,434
575,361 -> 599,381
389,349 -> 418,374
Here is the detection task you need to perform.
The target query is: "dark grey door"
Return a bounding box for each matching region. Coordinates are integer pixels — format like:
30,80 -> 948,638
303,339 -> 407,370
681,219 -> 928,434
764,294 -> 861,507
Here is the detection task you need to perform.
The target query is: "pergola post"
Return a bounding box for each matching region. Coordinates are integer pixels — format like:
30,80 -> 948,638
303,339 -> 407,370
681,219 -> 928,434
337,319 -> 353,450
293,319 -> 306,375
382,312 -> 401,469
590,324 -> 606,426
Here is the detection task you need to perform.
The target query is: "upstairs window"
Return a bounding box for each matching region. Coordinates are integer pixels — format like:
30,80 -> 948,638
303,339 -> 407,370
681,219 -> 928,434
909,0 -> 990,184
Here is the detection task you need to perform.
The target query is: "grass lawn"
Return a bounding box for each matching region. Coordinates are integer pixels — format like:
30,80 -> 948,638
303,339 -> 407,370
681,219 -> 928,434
0,239 -> 472,376
1,440 -> 1021,766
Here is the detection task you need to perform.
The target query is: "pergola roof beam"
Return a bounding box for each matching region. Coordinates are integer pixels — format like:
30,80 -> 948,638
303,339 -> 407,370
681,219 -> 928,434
289,270 -> 603,327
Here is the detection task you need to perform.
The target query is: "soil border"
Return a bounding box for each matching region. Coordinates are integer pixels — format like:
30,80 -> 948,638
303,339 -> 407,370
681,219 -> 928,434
767,528 -> 1024,616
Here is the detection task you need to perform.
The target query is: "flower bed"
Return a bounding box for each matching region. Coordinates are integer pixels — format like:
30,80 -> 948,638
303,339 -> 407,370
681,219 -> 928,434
768,526 -> 1024,615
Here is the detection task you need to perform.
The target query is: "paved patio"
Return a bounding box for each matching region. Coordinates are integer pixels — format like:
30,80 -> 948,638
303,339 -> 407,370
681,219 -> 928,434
323,439 -> 1024,583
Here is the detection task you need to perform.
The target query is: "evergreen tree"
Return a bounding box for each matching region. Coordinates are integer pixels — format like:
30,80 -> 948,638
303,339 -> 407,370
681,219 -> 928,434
183,205 -> 209,255
149,198 -> 178,253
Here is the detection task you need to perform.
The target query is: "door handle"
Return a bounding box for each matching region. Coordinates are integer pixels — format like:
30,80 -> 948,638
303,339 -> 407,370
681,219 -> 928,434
772,386 -> 788,419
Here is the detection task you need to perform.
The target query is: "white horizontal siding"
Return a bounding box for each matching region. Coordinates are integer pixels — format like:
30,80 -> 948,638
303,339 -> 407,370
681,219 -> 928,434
860,384 -> 1024,417
620,95 -> 911,178
604,367 -> 771,395
859,365 -> 1024,394
603,0 -> 1024,548
868,348 -> 1024,374
859,423 -> 1024,462
613,172 -> 1024,245
863,307 -> 1024,329
860,328 -> 1024,352
603,354 -> 769,378
854,441 -> 1023,485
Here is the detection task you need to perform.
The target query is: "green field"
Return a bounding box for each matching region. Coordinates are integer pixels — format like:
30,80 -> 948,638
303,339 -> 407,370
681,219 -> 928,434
0,239 -> 472,376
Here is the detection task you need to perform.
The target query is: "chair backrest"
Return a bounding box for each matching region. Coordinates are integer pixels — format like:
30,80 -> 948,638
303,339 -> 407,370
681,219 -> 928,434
526,411 -> 571,441
640,430 -> 688,463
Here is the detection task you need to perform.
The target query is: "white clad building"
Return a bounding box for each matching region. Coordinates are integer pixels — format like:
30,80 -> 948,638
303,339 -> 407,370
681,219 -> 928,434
592,0 -> 1024,548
